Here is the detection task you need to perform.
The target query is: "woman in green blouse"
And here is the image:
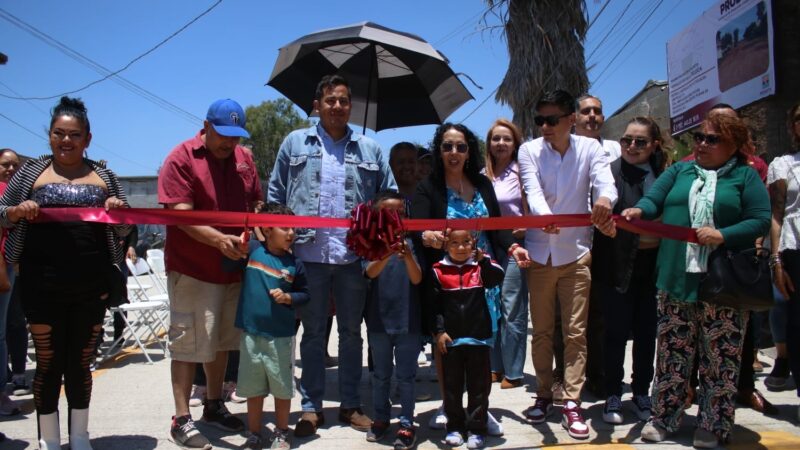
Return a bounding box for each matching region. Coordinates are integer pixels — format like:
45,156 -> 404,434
618,113 -> 770,448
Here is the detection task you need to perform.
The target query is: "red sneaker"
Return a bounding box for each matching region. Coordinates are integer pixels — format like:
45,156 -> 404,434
562,404 -> 589,439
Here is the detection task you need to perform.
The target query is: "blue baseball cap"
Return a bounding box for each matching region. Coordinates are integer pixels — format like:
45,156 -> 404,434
206,99 -> 250,138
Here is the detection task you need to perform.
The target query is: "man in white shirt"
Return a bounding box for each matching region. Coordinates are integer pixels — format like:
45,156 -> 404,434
575,94 -> 621,160
518,90 -> 617,440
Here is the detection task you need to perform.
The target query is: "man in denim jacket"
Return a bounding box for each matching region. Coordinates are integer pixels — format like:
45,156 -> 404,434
268,74 -> 396,437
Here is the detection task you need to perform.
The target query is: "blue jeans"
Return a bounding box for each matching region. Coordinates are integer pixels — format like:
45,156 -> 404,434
369,332 -> 418,424
769,286 -> 788,344
0,265 -> 16,387
490,256 -> 528,380
297,261 -> 367,411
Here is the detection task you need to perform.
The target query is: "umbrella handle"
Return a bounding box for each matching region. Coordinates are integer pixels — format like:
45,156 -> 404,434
362,43 -> 376,135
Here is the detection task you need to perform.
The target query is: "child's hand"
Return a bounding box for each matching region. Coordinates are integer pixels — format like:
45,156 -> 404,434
436,332 -> 452,355
270,288 -> 291,305
473,248 -> 485,261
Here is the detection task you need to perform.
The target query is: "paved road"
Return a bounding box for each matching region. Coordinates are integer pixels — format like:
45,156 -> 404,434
1,320 -> 799,449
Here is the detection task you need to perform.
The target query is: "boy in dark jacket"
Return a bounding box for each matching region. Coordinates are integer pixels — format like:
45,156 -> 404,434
431,229 -> 504,449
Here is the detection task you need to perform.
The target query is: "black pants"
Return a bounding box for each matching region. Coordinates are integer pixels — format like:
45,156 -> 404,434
779,250 -> 800,394
601,249 -> 658,397
6,281 -> 28,375
24,296 -> 106,414
442,345 -> 490,435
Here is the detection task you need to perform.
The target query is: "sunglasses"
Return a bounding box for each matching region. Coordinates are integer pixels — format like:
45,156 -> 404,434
619,136 -> 650,149
534,113 -> 570,127
692,132 -> 722,146
441,142 -> 469,153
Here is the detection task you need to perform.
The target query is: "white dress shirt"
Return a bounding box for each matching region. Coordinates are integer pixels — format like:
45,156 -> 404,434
518,134 -> 618,266
600,138 -> 621,160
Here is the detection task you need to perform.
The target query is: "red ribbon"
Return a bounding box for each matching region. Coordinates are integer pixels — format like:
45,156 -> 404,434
33,207 -> 698,244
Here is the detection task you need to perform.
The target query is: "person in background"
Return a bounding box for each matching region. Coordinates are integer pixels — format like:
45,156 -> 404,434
575,94 -> 621,159
431,229 -> 505,450
622,113 -> 770,448
0,96 -> 131,450
518,90 -> 617,440
416,146 -> 434,182
591,117 -> 667,424
390,142 -> 419,200
0,148 -> 21,419
159,98 -> 261,449
364,191 -> 423,450
482,119 -> 529,389
237,202 -> 309,450
767,101 -> 800,422
268,74 -> 396,437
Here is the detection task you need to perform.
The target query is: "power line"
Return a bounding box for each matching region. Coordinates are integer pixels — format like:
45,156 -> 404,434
459,0 -> 613,122
592,0 -> 685,90
0,9 -> 202,124
0,112 -> 47,142
589,0 -> 665,88
0,0 -> 222,101
585,0 -> 634,62
587,0 -> 657,67
434,5 -> 492,47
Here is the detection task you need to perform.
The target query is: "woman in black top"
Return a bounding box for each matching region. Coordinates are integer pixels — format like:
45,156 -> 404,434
0,97 -> 130,450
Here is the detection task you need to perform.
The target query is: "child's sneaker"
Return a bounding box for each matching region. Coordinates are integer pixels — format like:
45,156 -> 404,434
270,428 -> 291,450
466,432 -> 485,449
189,385 -> 206,407
201,399 -> 244,431
393,425 -> 416,450
429,404 -> 447,429
631,394 -> 652,421
244,431 -> 265,449
222,381 -> 246,403
366,420 -> 389,442
561,403 -> 589,440
170,415 -> 212,449
525,397 -> 553,424
444,431 -> 464,446
602,395 -> 623,424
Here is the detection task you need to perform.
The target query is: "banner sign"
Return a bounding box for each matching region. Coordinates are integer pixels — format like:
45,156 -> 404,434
667,0 -> 775,134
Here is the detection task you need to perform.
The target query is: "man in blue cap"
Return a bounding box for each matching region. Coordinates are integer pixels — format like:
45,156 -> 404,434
159,99 -> 263,449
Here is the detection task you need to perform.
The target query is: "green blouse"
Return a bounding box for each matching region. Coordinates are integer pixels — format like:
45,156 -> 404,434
635,161 -> 770,302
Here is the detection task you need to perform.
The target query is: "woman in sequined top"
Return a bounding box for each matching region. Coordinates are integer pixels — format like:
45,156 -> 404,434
0,96 -> 130,450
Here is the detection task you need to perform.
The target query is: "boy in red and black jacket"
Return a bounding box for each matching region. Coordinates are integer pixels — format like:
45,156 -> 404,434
430,229 -> 504,448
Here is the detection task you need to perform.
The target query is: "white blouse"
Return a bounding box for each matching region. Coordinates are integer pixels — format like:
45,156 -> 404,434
768,153 -> 800,252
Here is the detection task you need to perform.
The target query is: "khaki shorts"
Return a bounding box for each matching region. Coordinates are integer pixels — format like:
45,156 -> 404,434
237,333 -> 295,400
167,271 -> 241,363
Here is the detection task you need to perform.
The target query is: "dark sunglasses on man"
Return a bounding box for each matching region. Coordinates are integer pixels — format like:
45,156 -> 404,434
619,136 -> 650,149
692,132 -> 721,146
534,112 -> 571,127
441,142 -> 469,153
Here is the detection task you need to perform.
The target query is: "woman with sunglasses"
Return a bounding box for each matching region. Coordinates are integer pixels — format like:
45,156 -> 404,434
616,113 -> 770,447
481,119 -> 529,390
410,122 -> 529,446
767,101 -> 800,423
0,97 -> 131,449
590,117 -> 667,425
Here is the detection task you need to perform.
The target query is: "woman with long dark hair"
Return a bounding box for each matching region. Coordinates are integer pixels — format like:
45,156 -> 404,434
0,97 -> 130,449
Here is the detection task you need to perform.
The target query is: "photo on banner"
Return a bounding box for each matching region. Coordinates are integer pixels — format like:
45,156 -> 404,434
666,0 -> 775,134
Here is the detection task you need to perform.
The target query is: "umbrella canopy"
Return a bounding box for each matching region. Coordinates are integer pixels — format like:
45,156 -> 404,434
267,21 -> 473,132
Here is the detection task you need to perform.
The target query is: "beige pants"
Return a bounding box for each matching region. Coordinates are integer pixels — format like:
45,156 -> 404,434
167,271 -> 241,363
527,252 -> 591,402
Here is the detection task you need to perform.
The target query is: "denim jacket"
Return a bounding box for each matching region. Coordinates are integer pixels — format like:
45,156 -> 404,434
267,125 -> 396,244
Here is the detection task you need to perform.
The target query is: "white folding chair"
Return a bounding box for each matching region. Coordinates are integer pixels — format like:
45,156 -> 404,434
102,260 -> 170,363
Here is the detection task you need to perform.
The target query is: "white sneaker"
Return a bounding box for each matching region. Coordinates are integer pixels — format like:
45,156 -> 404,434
487,411 -> 503,436
429,404 -> 447,430
602,395 -> 623,424
417,350 -> 428,366
189,385 -> 206,407
223,381 -> 246,403
641,421 -> 670,442
444,431 -> 464,446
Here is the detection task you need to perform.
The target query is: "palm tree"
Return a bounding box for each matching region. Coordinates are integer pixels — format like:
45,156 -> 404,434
485,0 -> 589,138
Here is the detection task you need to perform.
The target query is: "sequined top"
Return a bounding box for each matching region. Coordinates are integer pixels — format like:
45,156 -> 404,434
31,183 -> 107,208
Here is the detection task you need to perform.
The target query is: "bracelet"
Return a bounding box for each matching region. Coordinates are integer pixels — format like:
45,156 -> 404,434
769,253 -> 782,269
508,243 -> 521,256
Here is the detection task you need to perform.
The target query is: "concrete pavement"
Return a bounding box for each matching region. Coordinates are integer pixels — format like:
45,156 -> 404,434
1,320 -> 800,450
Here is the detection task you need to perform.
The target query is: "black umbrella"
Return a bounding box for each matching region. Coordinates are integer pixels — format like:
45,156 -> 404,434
267,21 -> 473,132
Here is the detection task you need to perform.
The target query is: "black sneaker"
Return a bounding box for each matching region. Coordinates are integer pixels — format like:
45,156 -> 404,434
10,376 -> 31,396
170,415 -> 212,449
202,399 -> 245,431
366,419 -> 389,442
394,425 -> 417,450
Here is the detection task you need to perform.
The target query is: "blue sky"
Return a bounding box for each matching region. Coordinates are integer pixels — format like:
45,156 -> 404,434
0,0 -> 715,176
